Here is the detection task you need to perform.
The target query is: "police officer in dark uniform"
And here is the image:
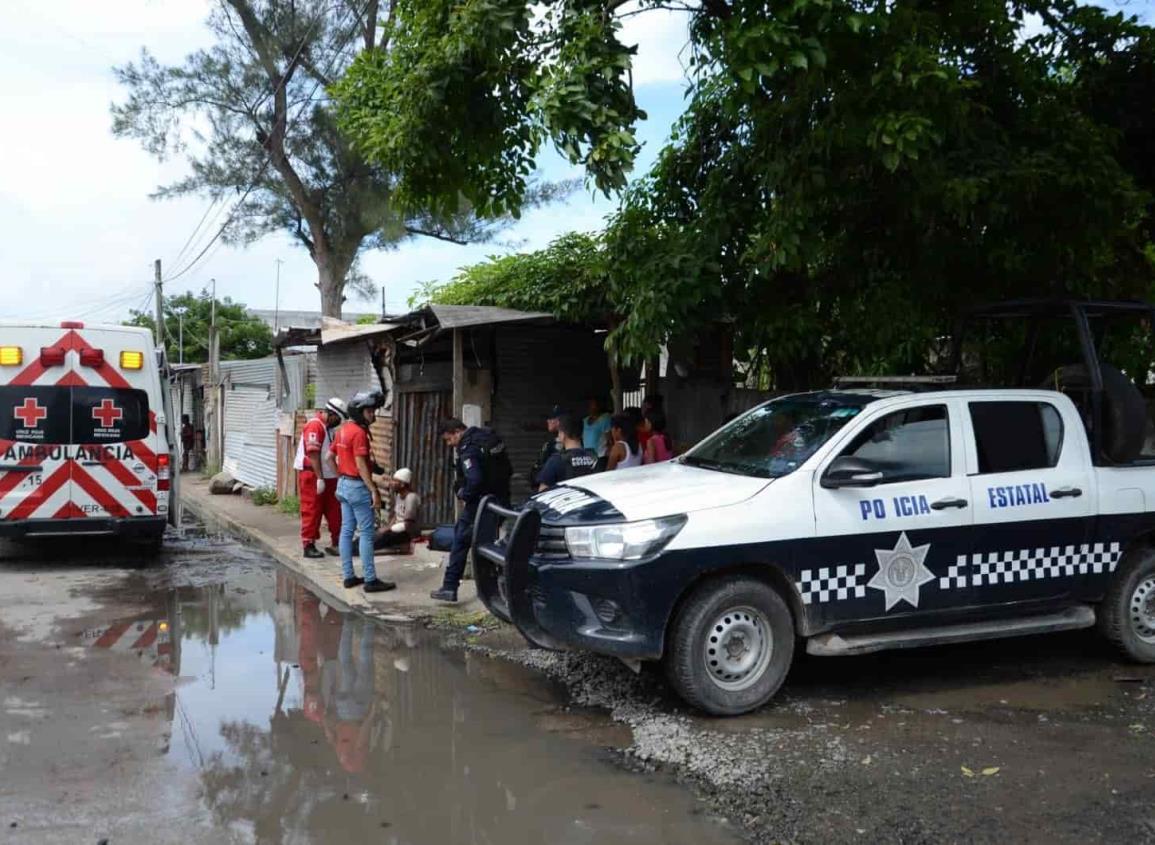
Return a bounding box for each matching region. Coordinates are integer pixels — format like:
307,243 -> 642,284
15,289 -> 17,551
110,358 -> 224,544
536,414 -> 598,491
529,405 -> 564,488
431,417 -> 512,603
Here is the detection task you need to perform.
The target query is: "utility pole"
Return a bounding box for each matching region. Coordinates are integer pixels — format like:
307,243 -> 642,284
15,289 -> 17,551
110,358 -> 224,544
274,259 -> 284,333
207,277 -> 221,472
178,311 -> 184,365
380,285 -> 386,319
153,259 -> 165,351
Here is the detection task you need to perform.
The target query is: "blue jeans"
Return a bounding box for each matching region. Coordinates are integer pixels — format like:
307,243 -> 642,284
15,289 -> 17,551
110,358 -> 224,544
336,477 -> 377,583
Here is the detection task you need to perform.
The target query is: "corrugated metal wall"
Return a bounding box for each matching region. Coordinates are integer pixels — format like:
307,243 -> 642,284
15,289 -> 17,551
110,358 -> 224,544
277,352 -> 313,412
317,342 -> 376,407
220,358 -> 279,489
492,326 -> 612,502
394,390 -> 454,526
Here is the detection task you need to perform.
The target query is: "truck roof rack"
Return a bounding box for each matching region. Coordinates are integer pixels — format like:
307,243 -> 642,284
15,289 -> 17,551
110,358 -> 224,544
833,375 -> 959,391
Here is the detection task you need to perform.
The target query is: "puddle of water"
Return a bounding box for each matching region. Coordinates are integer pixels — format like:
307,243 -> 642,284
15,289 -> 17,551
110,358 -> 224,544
120,569 -> 736,844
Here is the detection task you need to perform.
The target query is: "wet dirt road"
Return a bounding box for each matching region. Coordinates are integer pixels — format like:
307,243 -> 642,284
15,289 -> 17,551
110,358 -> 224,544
475,622 -> 1155,843
0,527 -> 736,844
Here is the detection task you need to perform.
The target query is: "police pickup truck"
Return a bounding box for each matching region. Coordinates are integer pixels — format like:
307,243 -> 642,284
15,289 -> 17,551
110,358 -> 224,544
474,301 -> 1155,715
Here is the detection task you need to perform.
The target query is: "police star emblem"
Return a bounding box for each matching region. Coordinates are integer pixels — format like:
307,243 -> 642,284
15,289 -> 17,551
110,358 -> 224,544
868,532 -> 935,611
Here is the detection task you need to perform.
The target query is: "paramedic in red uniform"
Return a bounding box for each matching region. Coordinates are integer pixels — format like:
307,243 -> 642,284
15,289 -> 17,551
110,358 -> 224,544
296,397 -> 347,559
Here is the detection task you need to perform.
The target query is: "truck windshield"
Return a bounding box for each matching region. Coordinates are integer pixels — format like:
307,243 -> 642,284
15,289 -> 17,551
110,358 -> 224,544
682,394 -> 875,479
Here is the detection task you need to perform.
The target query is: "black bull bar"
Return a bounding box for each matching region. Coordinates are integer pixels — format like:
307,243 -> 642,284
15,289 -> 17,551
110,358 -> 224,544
471,494 -> 569,650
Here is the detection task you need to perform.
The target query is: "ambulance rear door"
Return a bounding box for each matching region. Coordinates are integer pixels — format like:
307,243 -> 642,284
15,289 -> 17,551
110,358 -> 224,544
64,327 -> 166,523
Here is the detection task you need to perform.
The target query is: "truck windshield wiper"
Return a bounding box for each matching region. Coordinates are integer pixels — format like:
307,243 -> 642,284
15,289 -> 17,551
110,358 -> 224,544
682,456 -> 754,476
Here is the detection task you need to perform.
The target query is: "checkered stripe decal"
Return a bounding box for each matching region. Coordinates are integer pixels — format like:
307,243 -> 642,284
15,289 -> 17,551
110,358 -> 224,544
798,564 -> 867,605
969,542 -> 1121,586
800,542 -> 1122,604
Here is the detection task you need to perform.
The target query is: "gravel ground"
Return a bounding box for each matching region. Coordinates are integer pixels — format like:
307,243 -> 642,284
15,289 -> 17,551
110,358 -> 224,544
468,625 -> 1155,844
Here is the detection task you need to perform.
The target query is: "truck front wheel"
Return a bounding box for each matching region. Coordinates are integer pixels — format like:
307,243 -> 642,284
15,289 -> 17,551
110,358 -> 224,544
1100,548 -> 1155,663
664,576 -> 795,716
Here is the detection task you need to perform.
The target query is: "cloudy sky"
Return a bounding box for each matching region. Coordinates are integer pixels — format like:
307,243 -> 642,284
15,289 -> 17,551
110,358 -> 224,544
0,0 -> 693,324
1,1 -> 1150,326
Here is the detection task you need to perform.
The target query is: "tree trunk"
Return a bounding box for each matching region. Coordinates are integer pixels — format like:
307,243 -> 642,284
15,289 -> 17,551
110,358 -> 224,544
315,253 -> 352,318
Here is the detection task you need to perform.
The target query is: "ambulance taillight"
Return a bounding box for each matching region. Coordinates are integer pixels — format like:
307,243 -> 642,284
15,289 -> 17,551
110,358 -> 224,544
0,346 -> 22,366
39,347 -> 66,366
79,349 -> 105,367
157,454 -> 171,492
120,351 -> 144,370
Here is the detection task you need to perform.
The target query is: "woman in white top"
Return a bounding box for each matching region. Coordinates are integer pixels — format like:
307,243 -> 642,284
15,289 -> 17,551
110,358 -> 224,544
607,413 -> 643,470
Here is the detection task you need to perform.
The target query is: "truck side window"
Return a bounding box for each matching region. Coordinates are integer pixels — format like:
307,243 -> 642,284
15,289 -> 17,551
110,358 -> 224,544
970,402 -> 1063,474
839,405 -> 950,483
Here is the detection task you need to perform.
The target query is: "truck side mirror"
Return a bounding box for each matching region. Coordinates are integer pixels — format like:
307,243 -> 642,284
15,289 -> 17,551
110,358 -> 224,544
822,456 -> 885,489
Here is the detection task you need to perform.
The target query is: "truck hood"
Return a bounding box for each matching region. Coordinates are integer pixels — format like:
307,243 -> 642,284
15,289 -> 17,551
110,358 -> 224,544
551,461 -> 771,522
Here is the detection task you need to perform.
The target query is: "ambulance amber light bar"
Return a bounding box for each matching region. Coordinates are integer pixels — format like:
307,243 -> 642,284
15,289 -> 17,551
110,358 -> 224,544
120,350 -> 144,370
60,321 -> 84,329
0,346 -> 22,366
39,347 -> 66,366
79,349 -> 105,367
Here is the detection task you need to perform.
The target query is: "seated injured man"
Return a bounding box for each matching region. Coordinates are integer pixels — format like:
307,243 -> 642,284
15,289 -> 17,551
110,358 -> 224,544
375,468 -> 421,551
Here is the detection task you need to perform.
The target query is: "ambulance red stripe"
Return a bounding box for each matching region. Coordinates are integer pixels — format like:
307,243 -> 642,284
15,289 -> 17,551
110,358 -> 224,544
52,502 -> 88,519
72,464 -> 130,518
6,464 -> 71,521
92,455 -> 156,513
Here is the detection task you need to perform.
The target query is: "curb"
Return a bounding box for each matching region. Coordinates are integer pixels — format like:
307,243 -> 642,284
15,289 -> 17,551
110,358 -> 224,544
182,494 -> 416,624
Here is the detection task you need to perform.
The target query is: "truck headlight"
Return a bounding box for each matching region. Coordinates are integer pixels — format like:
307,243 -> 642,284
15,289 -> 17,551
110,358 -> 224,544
564,516 -> 686,561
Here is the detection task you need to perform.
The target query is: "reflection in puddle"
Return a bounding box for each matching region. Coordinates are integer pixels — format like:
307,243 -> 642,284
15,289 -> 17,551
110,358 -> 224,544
129,570 -> 737,844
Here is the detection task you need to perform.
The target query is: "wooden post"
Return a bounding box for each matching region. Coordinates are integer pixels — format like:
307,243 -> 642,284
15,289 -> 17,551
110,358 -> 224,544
451,328 -> 464,419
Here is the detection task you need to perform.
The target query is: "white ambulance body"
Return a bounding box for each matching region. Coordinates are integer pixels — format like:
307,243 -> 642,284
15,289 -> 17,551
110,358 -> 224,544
0,321 -> 172,548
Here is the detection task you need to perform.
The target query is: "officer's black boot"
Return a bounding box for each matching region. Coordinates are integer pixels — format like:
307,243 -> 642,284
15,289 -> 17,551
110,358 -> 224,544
430,587 -> 458,603
303,543 -> 324,559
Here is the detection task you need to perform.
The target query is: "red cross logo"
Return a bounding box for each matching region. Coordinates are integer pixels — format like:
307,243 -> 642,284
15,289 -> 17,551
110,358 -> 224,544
13,398 -> 47,428
92,399 -> 123,428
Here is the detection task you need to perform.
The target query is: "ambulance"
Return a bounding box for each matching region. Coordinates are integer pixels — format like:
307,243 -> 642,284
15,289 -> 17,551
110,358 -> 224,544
0,321 -> 175,552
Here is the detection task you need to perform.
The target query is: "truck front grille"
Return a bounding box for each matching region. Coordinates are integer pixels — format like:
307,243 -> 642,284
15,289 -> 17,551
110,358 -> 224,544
535,525 -> 570,560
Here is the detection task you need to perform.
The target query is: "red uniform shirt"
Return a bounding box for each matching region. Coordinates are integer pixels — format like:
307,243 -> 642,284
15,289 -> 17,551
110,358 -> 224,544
302,414 -> 327,456
330,421 -> 370,478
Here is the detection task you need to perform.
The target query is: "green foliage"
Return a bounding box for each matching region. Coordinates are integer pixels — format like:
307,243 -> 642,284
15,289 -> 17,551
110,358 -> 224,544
338,0 -> 1155,388
355,314 -> 380,325
413,232 -> 616,327
250,487 -> 278,506
277,494 -> 301,515
125,290 -> 272,363
333,0 -> 643,219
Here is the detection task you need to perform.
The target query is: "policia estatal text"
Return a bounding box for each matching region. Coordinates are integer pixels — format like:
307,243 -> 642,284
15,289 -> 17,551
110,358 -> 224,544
430,418 -> 512,603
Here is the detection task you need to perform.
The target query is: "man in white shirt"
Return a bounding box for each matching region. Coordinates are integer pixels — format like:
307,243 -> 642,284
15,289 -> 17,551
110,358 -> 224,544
375,468 -> 421,552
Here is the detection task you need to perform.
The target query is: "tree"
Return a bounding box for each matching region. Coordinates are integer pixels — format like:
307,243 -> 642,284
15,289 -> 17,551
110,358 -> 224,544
412,232 -> 614,323
125,290 -> 273,363
112,0 -> 567,318
335,0 -> 1155,388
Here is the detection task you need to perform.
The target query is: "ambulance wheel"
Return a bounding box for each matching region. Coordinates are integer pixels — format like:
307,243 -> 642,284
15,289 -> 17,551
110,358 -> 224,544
1100,548 -> 1155,663
665,576 -> 794,716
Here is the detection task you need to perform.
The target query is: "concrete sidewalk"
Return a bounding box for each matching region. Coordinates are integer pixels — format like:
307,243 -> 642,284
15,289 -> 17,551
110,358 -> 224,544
180,474 -> 483,623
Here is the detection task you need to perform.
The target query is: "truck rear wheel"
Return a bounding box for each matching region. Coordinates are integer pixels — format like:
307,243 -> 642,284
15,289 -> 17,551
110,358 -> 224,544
1100,548 -> 1155,663
664,576 -> 795,716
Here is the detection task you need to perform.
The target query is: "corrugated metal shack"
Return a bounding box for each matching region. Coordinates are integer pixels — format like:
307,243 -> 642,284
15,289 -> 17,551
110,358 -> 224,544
276,307 -> 617,527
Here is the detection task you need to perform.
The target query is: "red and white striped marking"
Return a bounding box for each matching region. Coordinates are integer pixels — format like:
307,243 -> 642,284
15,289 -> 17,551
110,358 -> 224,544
0,327 -> 160,522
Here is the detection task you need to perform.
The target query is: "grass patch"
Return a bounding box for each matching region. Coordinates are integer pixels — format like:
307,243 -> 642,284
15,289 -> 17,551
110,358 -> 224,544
277,495 -> 301,515
430,608 -> 500,631
250,486 -> 278,506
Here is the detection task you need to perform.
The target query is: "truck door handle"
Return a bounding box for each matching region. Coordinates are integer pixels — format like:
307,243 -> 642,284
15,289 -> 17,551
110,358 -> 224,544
1050,487 -> 1083,499
931,497 -> 968,510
